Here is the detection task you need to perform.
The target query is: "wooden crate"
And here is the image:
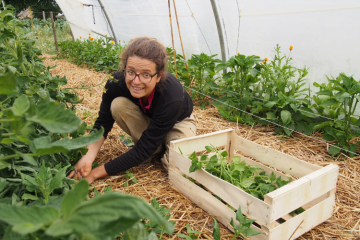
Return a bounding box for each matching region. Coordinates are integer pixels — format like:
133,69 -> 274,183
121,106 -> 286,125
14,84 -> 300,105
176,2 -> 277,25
169,129 -> 339,240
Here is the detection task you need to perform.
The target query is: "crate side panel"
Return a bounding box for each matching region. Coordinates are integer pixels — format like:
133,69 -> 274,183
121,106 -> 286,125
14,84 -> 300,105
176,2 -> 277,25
170,129 -> 233,155
265,164 -> 338,221
169,168 -> 269,240
169,149 -> 272,228
268,195 -> 335,240
233,135 -> 321,178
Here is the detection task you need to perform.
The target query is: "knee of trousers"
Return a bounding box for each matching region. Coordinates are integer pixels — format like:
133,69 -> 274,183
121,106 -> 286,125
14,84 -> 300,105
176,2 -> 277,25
110,97 -> 136,122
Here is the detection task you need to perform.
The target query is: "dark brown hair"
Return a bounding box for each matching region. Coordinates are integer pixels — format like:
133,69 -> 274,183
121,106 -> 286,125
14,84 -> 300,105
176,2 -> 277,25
120,37 -> 168,83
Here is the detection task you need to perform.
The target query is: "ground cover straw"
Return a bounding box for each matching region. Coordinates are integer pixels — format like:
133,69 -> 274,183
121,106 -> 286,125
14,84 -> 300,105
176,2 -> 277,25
43,54 -> 360,239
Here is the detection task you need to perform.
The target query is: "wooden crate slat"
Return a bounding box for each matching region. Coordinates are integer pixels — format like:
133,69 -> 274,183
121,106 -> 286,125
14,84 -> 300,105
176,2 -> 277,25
232,134 -> 321,178
169,168 -> 269,240
169,148 -> 272,227
170,129 -> 232,155
268,195 -> 335,240
265,164 -> 338,222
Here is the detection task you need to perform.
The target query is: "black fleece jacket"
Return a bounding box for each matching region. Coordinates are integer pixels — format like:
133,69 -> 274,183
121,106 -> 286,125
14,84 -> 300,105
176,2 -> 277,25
93,71 -> 193,175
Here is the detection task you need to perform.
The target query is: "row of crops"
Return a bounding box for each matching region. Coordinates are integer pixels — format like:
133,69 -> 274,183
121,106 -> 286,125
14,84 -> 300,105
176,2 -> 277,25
58,37 -> 360,158
0,10 -> 176,239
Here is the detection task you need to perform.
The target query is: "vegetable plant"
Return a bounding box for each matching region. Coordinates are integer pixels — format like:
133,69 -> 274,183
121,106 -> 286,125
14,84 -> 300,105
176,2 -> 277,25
214,53 -> 263,124
188,145 -> 291,200
313,73 -> 360,157
0,180 -> 174,239
186,53 -> 222,109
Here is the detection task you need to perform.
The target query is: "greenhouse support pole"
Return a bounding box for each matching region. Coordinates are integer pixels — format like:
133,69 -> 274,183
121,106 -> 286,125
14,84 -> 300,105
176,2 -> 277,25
173,0 -> 189,78
42,11 -> 45,20
210,0 -> 227,73
50,11 -> 59,54
97,0 -> 118,45
168,0 -> 177,78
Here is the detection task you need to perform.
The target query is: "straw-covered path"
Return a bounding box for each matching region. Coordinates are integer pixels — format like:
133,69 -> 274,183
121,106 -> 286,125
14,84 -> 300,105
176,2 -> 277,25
43,54 -> 360,240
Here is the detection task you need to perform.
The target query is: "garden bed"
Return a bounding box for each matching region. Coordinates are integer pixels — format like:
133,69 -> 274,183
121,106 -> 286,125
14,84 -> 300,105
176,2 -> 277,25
43,54 -> 360,239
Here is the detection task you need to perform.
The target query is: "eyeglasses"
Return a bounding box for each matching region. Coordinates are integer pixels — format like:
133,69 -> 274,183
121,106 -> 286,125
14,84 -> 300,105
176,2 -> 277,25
122,69 -> 158,84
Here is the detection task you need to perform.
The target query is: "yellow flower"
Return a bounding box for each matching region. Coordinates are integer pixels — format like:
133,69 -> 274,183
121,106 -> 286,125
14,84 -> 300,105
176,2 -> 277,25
79,36 -> 82,39
263,57 -> 268,64
90,37 -> 94,40
110,76 -> 114,79
110,40 -> 115,45
105,34 -> 107,36
131,38 -> 133,41
290,45 -> 293,51
88,33 -> 91,35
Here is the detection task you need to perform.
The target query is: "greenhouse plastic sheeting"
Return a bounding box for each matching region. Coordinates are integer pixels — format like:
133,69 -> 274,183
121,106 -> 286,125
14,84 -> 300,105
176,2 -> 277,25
56,0 -> 360,88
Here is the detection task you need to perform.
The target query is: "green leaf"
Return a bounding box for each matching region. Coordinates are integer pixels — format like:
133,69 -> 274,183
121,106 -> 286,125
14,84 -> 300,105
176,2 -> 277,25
280,110 -> 291,125
321,98 -> 338,106
338,92 -> 351,101
12,95 -> 30,116
241,178 -> 255,188
329,145 -> 341,156
27,101 -> 81,134
322,133 -> 335,141
0,203 -> 59,235
205,145 -> 213,152
314,121 -> 332,131
32,128 -> 104,155
212,217 -> 221,240
264,101 -> 277,109
49,165 -> 68,193
22,193 -> 39,201
46,192 -> 175,237
266,112 -> 277,120
315,90 -> 333,96
0,73 -> 17,94
350,83 -> 360,94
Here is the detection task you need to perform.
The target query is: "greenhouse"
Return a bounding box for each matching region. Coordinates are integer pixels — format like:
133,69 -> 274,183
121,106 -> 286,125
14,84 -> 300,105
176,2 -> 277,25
0,0 -> 359,239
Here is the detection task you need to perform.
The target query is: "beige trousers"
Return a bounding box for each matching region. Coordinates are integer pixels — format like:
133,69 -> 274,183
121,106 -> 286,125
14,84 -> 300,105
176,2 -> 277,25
110,97 -> 196,170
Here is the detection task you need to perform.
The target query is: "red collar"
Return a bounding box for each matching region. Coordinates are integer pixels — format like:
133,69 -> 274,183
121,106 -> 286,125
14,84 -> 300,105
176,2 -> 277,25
139,88 -> 155,110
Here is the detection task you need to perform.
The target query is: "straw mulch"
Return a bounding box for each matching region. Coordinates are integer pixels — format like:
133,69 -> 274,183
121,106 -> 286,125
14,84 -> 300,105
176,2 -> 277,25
43,54 -> 360,240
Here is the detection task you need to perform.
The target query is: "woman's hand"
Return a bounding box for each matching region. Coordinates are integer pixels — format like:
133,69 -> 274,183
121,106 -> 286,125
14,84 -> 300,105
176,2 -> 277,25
67,156 -> 94,180
67,136 -> 105,180
84,165 -> 108,184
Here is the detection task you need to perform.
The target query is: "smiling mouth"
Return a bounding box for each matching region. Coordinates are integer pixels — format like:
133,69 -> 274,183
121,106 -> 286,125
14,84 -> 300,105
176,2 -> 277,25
132,85 -> 143,91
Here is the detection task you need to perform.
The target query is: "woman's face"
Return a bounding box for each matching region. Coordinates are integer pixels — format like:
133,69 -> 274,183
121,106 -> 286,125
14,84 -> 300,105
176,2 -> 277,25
125,55 -> 161,101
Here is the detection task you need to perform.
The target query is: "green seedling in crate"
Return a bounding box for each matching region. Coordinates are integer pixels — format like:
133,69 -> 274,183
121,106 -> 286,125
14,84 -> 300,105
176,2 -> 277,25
187,145 -> 291,200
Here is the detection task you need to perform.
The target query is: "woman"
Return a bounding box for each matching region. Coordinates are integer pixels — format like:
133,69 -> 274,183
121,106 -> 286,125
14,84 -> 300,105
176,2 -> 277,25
69,37 -> 196,183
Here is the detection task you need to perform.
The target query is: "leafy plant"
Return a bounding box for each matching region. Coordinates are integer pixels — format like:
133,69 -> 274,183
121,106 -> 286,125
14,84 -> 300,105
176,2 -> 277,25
186,53 -> 222,109
176,224 -> 201,240
214,53 -> 263,124
0,180 -> 174,239
187,145 -> 291,200
313,73 -> 360,157
123,170 -> 137,187
253,45 -> 312,136
230,206 -> 264,239
58,35 -> 126,73
142,196 -> 175,239
119,132 -> 134,147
